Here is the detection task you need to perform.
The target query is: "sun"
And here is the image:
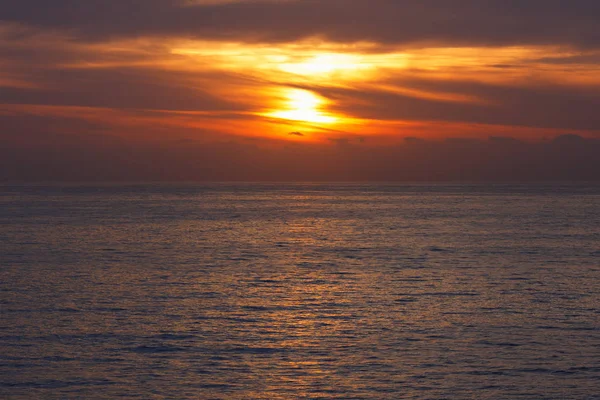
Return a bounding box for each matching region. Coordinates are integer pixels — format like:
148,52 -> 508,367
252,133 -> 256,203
267,89 -> 338,124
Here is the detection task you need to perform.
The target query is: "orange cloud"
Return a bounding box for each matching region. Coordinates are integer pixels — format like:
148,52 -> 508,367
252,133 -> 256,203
1,1 -> 600,180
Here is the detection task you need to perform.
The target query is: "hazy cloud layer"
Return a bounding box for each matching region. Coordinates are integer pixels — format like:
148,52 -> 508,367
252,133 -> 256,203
1,0 -> 600,180
2,124 -> 599,182
2,0 -> 600,47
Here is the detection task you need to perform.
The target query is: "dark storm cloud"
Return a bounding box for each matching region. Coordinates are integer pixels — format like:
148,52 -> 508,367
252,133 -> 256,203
2,0 -> 599,48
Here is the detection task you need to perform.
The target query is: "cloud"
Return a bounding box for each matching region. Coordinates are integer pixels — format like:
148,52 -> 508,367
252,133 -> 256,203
1,0 -> 599,183
2,119 -> 599,182
2,8 -> 599,136
314,76 -> 600,131
0,67 -> 252,112
2,0 -> 599,48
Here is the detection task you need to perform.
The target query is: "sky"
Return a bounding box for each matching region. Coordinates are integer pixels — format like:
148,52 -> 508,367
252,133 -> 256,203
1,0 -> 599,181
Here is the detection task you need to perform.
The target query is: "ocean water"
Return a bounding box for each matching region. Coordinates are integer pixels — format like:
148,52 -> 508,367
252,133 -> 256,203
1,183 -> 599,399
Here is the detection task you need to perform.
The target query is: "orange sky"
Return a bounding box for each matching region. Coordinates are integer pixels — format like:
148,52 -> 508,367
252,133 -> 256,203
1,0 -> 599,180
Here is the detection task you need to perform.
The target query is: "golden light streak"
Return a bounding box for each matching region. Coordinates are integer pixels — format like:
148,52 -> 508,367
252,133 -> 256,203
267,89 -> 338,124
278,53 -> 370,76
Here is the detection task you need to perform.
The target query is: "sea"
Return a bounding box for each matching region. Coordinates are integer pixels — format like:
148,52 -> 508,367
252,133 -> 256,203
1,183 -> 599,399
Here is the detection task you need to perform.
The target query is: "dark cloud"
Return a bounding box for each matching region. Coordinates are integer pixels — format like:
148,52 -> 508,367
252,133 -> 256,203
2,0 -> 599,48
0,66 -> 253,112
316,78 -> 600,131
404,136 -> 427,144
534,53 -> 600,65
1,0 -> 599,182
2,113 -> 599,182
328,137 -> 354,147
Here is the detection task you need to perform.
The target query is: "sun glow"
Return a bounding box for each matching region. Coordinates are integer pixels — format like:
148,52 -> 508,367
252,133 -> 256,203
267,89 -> 338,124
278,53 -> 368,76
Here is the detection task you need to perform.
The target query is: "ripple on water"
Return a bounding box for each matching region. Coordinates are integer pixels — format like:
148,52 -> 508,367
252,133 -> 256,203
1,183 -> 599,399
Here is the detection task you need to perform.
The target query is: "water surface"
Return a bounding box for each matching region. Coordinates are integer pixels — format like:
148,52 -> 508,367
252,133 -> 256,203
1,184 -> 599,399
